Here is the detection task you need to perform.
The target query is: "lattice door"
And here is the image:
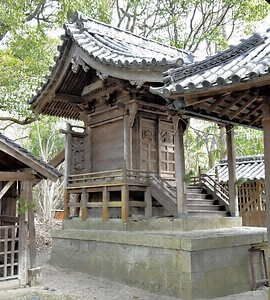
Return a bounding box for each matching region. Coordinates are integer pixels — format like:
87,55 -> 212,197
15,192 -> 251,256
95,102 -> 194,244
0,225 -> 19,281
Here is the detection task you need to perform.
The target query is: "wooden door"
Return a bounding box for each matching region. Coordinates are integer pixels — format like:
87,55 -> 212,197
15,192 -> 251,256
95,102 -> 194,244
140,119 -> 158,172
159,120 -> 175,180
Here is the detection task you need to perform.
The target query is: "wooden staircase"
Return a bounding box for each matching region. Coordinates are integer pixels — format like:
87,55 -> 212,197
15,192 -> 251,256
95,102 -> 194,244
186,185 -> 228,217
149,173 -> 229,218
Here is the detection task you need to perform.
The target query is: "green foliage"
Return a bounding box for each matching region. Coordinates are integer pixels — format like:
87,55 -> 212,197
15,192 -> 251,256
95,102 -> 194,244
236,177 -> 247,186
235,127 -> 263,156
17,197 -> 36,215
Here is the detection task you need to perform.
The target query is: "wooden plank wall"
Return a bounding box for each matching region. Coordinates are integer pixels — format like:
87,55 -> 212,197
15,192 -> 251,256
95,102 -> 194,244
91,119 -> 124,171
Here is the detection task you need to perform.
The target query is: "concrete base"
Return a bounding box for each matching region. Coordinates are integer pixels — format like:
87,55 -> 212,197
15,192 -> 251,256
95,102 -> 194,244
51,218 -> 267,299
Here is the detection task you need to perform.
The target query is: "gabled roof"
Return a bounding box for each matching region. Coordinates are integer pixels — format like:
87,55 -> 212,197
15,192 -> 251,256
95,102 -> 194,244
30,12 -> 193,119
150,30 -> 270,129
207,155 -> 264,183
0,133 -> 62,181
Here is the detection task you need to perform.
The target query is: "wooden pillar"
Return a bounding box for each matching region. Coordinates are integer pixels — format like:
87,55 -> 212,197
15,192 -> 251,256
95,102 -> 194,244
173,116 -> 187,218
145,187 -> 152,220
226,125 -> 239,217
124,115 -> 131,169
121,160 -> 129,222
26,181 -> 37,269
262,97 -> 270,289
18,181 -> 29,286
102,186 -> 109,222
81,189 -> 88,221
84,126 -> 92,173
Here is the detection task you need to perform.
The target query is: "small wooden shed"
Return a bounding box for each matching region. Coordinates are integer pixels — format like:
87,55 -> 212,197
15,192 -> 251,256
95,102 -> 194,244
208,155 -> 266,227
0,133 -> 62,288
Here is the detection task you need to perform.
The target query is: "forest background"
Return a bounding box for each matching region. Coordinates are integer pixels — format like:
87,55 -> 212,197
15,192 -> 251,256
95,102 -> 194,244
0,0 -> 270,220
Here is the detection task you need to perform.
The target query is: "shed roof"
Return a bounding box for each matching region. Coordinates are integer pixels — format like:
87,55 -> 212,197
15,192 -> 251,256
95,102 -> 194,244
207,155 -> 264,183
0,133 -> 62,181
150,30 -> 270,129
30,12 -> 193,119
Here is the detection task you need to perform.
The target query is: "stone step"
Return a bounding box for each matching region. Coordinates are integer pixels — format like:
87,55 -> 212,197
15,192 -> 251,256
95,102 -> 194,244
188,204 -> 225,211
187,210 -> 228,218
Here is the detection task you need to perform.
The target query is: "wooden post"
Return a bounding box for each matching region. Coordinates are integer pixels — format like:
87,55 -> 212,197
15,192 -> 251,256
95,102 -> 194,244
18,181 -> 28,286
121,160 -> 129,222
81,189 -> 88,221
226,125 -> 239,217
124,115 -> 131,169
102,186 -> 109,222
26,181 -> 37,269
173,116 -> 187,218
63,190 -> 70,220
262,97 -> 270,286
64,123 -> 72,187
145,186 -> 152,220
84,126 -> 91,173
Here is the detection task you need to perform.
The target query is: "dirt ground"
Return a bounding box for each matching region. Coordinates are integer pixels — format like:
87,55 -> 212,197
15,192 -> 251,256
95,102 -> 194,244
0,219 -> 268,300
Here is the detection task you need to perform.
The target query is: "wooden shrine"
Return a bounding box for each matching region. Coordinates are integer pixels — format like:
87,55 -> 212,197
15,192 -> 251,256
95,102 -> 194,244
30,12 -> 231,221
0,133 -> 62,288
29,12 -> 270,299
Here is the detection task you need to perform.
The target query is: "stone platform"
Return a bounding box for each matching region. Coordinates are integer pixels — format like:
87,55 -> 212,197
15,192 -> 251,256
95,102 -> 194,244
50,218 -> 267,299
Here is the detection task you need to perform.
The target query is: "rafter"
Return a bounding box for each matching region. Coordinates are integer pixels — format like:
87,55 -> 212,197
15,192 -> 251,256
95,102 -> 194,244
239,102 -> 263,122
218,90 -> 249,117
206,93 -> 230,113
229,93 -> 258,120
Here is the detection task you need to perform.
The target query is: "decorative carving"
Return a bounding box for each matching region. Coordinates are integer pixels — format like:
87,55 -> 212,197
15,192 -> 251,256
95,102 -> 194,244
129,80 -> 144,89
160,131 -> 173,143
142,129 -> 155,141
71,136 -> 85,174
71,56 -> 89,73
96,71 -> 108,80
128,102 -> 138,127
141,105 -> 167,113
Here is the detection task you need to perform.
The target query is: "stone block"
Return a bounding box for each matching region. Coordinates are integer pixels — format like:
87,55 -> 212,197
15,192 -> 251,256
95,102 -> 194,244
28,267 -> 42,287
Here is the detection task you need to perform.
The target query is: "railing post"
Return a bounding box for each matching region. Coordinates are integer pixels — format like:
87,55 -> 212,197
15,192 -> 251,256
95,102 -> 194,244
121,160 -> 129,222
81,189 -> 88,221
198,166 -> 202,186
63,190 -> 70,220
146,163 -> 150,184
102,186 -> 109,222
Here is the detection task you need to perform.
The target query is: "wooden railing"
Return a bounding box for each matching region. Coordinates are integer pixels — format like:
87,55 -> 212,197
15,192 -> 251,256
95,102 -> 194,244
67,167 -> 149,188
149,172 -> 176,200
190,173 -> 229,207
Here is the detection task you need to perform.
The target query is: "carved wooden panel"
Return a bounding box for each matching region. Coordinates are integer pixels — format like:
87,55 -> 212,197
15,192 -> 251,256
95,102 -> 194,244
71,136 -> 85,174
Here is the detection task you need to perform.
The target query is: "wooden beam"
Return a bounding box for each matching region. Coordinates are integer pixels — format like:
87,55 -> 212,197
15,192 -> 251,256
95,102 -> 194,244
82,80 -> 103,96
0,181 -> 14,200
55,93 -> 84,104
173,116 -> 187,217
0,172 -> 36,182
226,125 -> 239,217
0,215 -> 19,223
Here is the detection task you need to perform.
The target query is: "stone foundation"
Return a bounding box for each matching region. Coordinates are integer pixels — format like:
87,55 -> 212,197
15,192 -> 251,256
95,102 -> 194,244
50,218 -> 267,299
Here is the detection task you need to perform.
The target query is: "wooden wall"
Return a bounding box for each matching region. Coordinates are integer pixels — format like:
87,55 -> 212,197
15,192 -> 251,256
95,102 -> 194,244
91,119 -> 124,172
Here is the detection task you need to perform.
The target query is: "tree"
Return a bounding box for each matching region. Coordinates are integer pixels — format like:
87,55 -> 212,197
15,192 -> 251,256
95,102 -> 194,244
115,0 -> 270,55
0,0 -> 114,127
24,116 -> 65,220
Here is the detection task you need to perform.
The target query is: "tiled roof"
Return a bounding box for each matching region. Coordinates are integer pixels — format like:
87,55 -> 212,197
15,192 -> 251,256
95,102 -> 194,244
207,155 -> 264,183
150,31 -> 270,97
0,133 -> 62,180
66,11 -> 193,69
